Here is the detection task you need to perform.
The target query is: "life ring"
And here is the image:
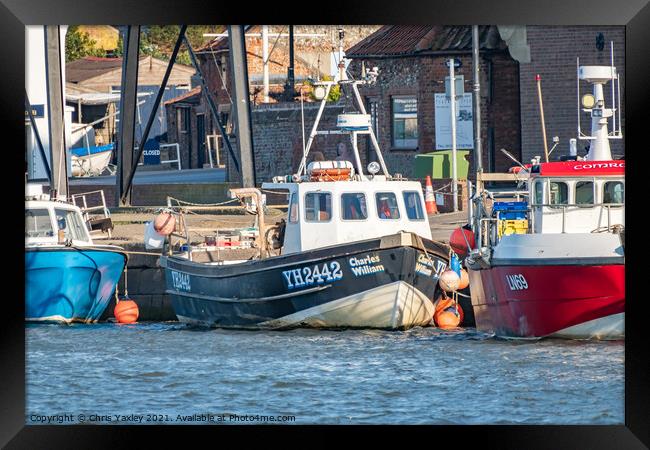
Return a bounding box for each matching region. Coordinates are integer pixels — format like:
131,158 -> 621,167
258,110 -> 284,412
309,168 -> 352,182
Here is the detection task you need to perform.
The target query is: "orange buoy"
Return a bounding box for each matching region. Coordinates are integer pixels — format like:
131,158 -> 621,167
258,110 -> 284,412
439,269 -> 460,292
114,299 -> 139,324
154,212 -> 176,236
433,296 -> 463,329
449,227 -> 475,258
458,269 -> 470,290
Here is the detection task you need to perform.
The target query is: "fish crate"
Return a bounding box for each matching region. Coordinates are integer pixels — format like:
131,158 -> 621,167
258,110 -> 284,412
492,201 -> 528,220
498,219 -> 529,238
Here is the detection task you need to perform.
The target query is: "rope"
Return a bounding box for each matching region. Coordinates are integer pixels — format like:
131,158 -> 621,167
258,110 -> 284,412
167,196 -> 239,208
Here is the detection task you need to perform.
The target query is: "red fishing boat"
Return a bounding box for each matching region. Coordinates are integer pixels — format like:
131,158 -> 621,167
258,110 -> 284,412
458,52 -> 624,339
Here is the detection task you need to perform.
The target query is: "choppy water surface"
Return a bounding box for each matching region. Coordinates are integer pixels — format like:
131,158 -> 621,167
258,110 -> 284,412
26,323 -> 624,425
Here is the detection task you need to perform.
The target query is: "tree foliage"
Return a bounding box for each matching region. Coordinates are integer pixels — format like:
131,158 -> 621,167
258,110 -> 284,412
65,26 -> 106,62
114,25 -> 223,66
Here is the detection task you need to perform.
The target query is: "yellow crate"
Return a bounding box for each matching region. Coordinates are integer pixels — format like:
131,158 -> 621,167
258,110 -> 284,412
498,219 -> 528,237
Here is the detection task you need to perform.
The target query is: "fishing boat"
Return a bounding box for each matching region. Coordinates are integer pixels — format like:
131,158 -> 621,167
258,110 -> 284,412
159,72 -> 450,330
459,54 -> 624,339
25,183 -> 127,323
70,143 -> 114,177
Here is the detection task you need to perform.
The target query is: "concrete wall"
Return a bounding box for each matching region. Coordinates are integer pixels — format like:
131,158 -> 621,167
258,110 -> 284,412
518,26 -> 625,163
67,182 -> 239,207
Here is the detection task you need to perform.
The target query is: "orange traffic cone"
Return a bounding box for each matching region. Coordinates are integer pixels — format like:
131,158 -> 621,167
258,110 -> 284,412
424,175 -> 438,214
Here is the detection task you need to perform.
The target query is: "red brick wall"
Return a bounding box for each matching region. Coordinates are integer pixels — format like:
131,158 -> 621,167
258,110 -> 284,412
249,102 -> 354,183
519,26 -> 625,163
348,51 -> 521,178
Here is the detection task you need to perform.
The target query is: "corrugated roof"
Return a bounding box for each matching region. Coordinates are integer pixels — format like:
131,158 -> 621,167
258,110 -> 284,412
163,86 -> 202,106
66,56 -> 146,83
346,25 -> 506,58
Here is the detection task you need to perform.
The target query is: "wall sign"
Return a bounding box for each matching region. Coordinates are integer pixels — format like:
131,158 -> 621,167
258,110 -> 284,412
434,93 -> 474,150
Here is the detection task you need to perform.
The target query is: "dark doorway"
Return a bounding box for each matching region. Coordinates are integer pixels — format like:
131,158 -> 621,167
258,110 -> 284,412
197,114 -> 206,168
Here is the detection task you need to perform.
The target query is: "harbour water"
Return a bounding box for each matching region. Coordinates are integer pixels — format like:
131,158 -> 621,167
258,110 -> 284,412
25,323 -> 624,425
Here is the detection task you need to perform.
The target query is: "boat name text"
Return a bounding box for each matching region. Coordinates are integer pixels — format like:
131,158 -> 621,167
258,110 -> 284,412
506,274 -> 528,291
574,162 -> 624,170
170,270 -> 191,292
348,254 -> 385,277
415,254 -> 447,278
282,262 -> 343,289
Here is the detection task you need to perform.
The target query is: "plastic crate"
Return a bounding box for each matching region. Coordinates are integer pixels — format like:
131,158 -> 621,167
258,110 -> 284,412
498,219 -> 529,237
492,201 -> 528,220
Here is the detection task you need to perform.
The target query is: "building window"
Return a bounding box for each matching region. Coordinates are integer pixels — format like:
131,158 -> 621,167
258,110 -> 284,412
575,181 -> 594,205
180,107 -> 190,133
376,192 -> 401,220
403,191 -> 425,220
391,96 -> 418,149
305,192 -> 331,222
341,193 -> 368,221
603,181 -> 624,204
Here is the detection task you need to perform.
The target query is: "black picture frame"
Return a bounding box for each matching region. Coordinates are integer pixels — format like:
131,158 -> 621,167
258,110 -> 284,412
3,0 -> 648,447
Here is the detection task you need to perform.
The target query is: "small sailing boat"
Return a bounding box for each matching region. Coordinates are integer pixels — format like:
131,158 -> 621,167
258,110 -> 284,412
70,143 -> 114,177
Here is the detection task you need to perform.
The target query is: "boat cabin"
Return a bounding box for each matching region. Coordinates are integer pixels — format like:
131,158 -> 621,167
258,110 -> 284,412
262,161 -> 432,254
527,160 -> 624,234
25,187 -> 93,246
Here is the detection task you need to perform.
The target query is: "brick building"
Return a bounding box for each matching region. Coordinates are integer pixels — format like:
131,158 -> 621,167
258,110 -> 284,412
517,26 -> 624,163
346,25 -> 522,178
164,25 -> 624,190
164,26 -> 381,175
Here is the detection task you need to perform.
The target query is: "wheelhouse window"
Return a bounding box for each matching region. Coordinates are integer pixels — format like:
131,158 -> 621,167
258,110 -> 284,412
54,209 -> 89,241
341,193 -> 367,221
575,181 -> 594,205
403,191 -> 425,220
25,209 -> 53,238
534,180 -> 544,205
549,181 -> 568,207
392,96 -> 418,149
603,181 -> 624,204
305,192 -> 331,222
376,193 -> 401,220
288,192 -> 299,223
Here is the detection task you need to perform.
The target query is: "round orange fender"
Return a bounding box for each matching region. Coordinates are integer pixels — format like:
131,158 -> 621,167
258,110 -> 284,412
433,296 -> 463,328
154,212 -> 176,236
114,299 -> 139,324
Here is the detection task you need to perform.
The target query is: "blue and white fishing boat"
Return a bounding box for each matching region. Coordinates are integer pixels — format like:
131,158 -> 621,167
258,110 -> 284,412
25,184 -> 127,323
70,143 -> 114,177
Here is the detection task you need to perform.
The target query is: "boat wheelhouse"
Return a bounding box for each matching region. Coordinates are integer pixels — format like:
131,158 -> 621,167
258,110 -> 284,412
160,72 -> 450,330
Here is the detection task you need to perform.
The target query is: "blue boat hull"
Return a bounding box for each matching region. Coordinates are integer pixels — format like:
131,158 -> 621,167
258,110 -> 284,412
25,247 -> 127,323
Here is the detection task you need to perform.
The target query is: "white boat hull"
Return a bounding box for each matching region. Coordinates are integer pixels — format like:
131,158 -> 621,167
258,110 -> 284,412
176,281 -> 435,330
71,150 -> 112,177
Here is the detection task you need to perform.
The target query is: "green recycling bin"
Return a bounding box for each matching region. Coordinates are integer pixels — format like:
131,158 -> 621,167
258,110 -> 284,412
414,149 -> 470,179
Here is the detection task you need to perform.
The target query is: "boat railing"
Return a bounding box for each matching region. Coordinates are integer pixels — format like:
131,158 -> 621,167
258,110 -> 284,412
478,202 -> 623,245
529,202 -> 624,234
70,189 -> 113,239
